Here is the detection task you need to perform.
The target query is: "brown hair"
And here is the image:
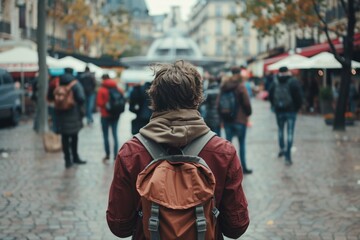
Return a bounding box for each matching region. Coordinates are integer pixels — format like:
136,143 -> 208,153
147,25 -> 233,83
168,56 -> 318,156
148,60 -> 203,112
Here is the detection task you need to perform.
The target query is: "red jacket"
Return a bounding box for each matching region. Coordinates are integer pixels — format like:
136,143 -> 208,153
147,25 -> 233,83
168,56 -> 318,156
96,79 -> 124,117
106,136 -> 250,239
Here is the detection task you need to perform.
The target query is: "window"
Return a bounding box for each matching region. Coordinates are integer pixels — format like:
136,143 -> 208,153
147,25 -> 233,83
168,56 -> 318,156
243,39 -> 249,56
176,49 -> 194,56
215,5 -> 222,17
216,20 -> 222,35
230,22 -> 236,35
229,5 -> 235,15
243,21 -> 250,36
216,40 -> 222,56
156,49 -> 170,56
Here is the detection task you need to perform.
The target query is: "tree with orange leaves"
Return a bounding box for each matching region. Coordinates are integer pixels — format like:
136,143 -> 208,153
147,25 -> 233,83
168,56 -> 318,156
48,0 -> 130,57
229,0 -> 321,43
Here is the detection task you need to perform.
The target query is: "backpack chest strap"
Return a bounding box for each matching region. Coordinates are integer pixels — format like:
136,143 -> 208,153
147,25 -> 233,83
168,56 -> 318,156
148,203 -> 161,240
147,202 -> 208,240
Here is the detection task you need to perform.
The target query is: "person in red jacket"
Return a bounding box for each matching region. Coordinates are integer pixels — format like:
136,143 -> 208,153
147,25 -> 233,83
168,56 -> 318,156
96,74 -> 124,161
106,61 -> 250,239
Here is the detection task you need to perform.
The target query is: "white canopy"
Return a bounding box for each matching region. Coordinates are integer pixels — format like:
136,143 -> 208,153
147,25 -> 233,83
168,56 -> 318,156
57,56 -> 107,79
0,46 -> 61,72
121,68 -> 154,84
267,54 -> 309,71
288,52 -> 360,69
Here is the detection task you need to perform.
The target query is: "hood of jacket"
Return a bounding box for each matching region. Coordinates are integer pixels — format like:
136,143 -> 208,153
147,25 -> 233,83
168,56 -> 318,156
101,79 -> 118,88
139,109 -> 210,148
278,75 -> 291,84
221,75 -> 241,92
60,73 -> 76,85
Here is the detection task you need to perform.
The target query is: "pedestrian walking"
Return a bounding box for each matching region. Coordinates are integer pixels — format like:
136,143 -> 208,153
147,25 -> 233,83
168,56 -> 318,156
79,66 -> 97,125
219,66 -> 253,174
269,66 -> 303,165
96,74 -> 125,161
129,81 -> 152,135
203,75 -> 221,136
106,61 -> 249,239
54,68 -> 87,168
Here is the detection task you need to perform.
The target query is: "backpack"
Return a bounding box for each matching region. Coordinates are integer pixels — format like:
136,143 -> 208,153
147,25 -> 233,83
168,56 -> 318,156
53,80 -> 77,110
79,72 -> 96,96
105,87 -> 125,118
135,131 -> 219,240
218,89 -> 238,122
273,81 -> 293,111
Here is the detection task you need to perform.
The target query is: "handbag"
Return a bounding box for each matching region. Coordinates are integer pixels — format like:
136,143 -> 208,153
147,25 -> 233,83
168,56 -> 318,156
43,132 -> 62,153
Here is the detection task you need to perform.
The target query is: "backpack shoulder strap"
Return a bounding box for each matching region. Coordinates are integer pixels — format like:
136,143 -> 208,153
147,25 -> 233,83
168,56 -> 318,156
66,80 -> 77,90
134,133 -> 167,159
183,131 -> 216,156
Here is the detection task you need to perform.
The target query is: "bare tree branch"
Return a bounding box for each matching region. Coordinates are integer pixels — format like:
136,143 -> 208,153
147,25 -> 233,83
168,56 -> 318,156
312,0 -> 345,64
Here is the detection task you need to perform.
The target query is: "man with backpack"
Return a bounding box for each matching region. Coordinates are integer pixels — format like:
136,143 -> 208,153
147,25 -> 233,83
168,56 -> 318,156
54,68 -> 87,168
79,66 -> 97,125
96,74 -> 125,161
218,66 -> 253,174
203,75 -> 221,136
107,61 -> 249,239
269,66 -> 303,165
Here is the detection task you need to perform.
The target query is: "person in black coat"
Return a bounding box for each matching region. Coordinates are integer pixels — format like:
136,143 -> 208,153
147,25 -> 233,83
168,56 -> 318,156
203,75 -> 221,136
269,66 -> 303,165
55,68 -> 87,168
129,82 -> 152,135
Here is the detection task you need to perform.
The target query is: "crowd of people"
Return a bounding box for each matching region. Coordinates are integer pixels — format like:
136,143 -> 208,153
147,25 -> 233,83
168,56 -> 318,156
36,60 -> 326,239
40,61 -> 307,173
30,60 -> 358,239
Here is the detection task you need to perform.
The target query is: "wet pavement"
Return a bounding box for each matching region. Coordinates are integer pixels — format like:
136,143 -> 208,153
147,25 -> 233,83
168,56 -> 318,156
0,99 -> 359,240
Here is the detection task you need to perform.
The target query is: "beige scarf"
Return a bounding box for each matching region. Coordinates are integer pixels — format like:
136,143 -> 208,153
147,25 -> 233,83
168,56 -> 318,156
139,109 -> 210,148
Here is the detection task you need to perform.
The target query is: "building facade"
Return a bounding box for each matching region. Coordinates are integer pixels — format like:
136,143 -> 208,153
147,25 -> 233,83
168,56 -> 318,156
187,0 -> 258,66
0,0 -> 154,57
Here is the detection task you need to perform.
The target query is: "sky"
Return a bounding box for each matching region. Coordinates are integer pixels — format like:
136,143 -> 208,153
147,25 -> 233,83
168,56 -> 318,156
145,0 -> 198,20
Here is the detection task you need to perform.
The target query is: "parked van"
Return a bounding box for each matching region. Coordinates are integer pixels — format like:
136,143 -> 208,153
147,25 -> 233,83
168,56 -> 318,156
0,68 -> 21,125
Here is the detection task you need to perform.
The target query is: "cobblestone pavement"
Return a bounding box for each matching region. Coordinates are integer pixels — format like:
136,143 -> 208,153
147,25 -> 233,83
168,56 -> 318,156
0,99 -> 359,240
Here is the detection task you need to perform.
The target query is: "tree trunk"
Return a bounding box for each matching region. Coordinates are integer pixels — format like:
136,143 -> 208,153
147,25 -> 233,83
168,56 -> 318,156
333,64 -> 351,130
333,0 -> 355,131
34,0 -> 49,134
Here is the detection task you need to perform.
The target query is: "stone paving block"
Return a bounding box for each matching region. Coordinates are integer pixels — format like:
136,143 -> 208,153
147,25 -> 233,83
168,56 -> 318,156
53,237 -> 68,240
1,100 -> 360,239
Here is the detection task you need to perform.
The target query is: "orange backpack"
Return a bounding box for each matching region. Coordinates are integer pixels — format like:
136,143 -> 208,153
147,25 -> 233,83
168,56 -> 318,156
135,131 -> 219,240
53,80 -> 77,110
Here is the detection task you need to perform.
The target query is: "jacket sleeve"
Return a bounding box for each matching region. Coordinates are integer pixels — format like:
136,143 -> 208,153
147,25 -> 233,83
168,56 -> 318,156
106,149 -> 138,238
239,84 -> 252,116
96,87 -> 107,108
268,83 -> 275,107
73,82 -> 85,105
91,75 -> 97,92
218,150 -> 250,238
290,79 -> 303,112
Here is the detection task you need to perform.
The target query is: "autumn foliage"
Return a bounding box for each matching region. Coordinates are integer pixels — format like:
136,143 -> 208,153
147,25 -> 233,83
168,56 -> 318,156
48,0 -> 130,58
238,0 -> 322,37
